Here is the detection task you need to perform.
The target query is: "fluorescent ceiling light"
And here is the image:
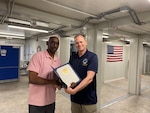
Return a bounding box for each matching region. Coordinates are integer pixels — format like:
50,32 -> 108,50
36,21 -> 49,27
8,18 -> 31,25
0,32 -> 24,37
143,42 -> 148,44
105,41 -> 112,43
8,25 -> 49,33
103,32 -> 109,35
125,39 -> 131,42
0,34 -> 25,39
102,32 -> 109,38
42,39 -> 49,42
102,35 -> 109,38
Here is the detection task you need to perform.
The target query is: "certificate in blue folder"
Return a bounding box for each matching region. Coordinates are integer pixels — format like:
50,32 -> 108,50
53,63 -> 80,88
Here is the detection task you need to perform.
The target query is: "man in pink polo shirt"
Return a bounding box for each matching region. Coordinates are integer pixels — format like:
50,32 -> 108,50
27,36 -> 61,113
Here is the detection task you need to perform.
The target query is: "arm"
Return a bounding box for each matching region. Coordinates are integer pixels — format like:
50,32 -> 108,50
29,71 -> 58,85
65,70 -> 95,95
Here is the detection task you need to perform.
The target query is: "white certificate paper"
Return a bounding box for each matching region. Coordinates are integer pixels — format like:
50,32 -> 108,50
53,63 -> 80,87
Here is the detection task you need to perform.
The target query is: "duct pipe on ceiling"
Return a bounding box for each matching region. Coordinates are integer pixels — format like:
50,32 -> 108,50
76,6 -> 143,28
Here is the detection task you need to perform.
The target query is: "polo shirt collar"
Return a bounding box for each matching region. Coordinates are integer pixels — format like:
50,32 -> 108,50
78,49 -> 88,58
44,50 -> 57,61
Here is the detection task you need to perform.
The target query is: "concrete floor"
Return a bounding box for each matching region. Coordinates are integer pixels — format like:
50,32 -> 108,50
0,75 -> 150,113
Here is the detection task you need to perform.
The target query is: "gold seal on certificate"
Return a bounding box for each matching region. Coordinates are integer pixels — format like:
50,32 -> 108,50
53,63 -> 80,88
62,68 -> 69,74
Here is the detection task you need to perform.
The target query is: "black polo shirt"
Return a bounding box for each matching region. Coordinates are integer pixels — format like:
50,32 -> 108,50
69,50 -> 98,105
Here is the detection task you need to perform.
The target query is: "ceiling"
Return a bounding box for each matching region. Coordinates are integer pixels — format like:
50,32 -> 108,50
0,0 -> 150,42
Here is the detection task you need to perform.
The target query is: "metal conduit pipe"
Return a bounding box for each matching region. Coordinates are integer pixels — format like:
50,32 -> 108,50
74,6 -> 130,28
98,7 -> 123,18
73,6 -> 128,28
76,6 -> 143,28
129,11 -> 143,25
129,11 -> 140,25
77,16 -> 99,28
0,0 -> 15,24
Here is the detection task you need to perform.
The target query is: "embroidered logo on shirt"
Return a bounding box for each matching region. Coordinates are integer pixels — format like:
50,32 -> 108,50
82,58 -> 88,66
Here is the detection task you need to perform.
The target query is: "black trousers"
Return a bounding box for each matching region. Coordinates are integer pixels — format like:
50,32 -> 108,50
29,102 -> 55,113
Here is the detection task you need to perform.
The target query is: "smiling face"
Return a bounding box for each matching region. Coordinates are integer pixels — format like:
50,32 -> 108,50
47,36 -> 59,56
74,35 -> 87,53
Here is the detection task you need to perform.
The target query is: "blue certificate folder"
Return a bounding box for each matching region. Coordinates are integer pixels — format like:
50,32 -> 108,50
53,63 -> 81,88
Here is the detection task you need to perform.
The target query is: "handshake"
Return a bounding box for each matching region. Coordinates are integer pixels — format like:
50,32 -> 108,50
55,79 -> 77,89
54,79 -> 79,95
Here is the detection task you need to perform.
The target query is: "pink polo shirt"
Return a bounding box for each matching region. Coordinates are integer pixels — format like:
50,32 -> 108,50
27,50 -> 61,106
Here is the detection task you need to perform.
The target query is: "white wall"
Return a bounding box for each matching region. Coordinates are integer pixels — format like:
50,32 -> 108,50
103,41 -> 129,81
25,38 -> 47,61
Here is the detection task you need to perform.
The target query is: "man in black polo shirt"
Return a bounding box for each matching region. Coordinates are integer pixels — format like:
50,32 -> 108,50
65,34 -> 98,113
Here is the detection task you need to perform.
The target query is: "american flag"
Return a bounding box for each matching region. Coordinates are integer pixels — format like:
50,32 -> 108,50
107,45 -> 123,62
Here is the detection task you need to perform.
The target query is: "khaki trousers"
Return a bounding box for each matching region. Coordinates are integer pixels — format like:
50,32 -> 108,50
71,102 -> 97,113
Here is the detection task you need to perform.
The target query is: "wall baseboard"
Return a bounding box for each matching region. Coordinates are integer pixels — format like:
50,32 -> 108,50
104,77 -> 125,83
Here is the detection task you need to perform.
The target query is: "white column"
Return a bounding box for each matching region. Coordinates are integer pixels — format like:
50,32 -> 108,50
59,38 -> 71,64
87,26 -> 103,112
128,37 -> 143,94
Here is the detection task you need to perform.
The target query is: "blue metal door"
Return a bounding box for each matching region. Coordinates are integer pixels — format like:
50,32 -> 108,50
0,45 -> 20,81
